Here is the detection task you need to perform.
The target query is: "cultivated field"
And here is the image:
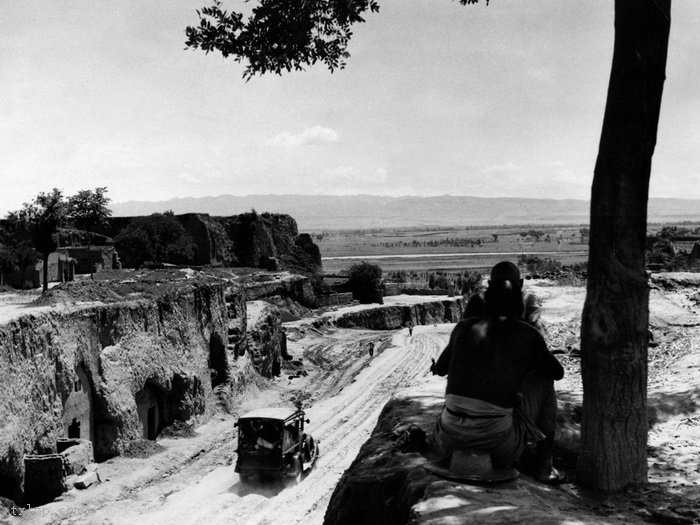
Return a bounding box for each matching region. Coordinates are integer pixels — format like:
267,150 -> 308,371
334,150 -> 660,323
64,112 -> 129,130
315,224 -> 589,274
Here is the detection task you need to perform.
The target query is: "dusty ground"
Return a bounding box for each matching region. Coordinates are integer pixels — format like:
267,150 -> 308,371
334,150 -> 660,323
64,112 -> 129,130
2,280 -> 700,524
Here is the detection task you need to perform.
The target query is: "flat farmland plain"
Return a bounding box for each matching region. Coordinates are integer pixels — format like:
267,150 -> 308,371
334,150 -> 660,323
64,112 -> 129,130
321,250 -> 588,274
314,225 -> 589,274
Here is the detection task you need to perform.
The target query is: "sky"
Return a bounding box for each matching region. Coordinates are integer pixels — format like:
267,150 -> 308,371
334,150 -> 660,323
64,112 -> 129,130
2,1 -> 700,215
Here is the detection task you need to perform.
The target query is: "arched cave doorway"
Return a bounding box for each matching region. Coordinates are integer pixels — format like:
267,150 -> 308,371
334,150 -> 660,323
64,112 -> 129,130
135,382 -> 166,440
68,418 -> 80,439
135,375 -> 205,440
209,332 -> 228,388
62,364 -> 93,442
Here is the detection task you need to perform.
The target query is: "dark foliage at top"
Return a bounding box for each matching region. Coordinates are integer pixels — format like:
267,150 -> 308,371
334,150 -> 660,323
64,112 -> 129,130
185,0 -> 483,79
115,213 -> 196,268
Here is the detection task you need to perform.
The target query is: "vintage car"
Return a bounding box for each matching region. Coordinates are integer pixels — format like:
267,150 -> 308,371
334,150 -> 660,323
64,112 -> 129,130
234,407 -> 319,483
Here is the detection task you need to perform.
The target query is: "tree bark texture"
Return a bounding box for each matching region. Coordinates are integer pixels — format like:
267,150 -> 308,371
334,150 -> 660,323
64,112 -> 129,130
42,253 -> 49,293
577,0 -> 670,491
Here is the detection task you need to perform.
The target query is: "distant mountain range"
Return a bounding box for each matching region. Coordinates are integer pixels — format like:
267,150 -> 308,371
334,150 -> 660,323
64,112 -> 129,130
110,194 -> 700,231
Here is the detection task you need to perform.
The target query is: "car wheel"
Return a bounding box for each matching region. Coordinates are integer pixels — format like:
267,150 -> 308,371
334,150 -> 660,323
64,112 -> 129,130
303,435 -> 316,463
293,457 -> 303,484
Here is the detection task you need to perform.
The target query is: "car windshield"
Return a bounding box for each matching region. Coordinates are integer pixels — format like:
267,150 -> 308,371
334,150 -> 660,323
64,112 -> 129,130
239,419 -> 282,452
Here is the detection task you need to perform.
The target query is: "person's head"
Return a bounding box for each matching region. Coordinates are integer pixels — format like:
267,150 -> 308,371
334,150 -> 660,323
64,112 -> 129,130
484,262 -> 524,318
489,261 -> 523,290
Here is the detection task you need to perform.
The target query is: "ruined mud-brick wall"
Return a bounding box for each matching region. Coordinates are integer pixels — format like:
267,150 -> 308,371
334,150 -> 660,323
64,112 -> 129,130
177,213 -> 235,267
103,212 -> 322,277
0,281 -> 239,502
330,298 -> 464,331
244,273 -> 318,308
100,214 -> 235,267
245,301 -> 288,378
222,212 -> 322,275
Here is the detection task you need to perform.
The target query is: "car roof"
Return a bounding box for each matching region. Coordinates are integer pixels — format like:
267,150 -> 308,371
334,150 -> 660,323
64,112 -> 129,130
238,407 -> 298,422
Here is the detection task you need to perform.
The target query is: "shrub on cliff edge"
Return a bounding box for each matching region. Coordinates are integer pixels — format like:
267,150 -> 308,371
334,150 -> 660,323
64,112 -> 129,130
348,261 -> 383,304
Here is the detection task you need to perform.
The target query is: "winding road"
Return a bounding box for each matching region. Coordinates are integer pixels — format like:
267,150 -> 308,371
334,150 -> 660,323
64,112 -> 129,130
27,325 -> 450,525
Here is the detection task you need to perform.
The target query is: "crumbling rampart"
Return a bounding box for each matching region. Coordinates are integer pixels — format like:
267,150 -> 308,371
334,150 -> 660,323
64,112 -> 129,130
246,301 -> 289,377
329,297 -> 464,330
0,273 -> 299,503
244,272 -> 318,308
0,281 -> 229,501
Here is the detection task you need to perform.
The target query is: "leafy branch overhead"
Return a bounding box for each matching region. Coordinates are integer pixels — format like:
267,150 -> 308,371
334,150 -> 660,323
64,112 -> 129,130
185,0 -> 484,79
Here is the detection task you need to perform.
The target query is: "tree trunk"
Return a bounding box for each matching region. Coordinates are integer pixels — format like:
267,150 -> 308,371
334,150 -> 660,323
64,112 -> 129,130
576,0 -> 670,491
87,229 -> 94,279
42,252 -> 49,293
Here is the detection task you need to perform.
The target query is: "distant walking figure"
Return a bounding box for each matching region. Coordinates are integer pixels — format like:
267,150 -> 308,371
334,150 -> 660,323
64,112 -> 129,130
407,320 -> 414,337
368,341 -> 374,357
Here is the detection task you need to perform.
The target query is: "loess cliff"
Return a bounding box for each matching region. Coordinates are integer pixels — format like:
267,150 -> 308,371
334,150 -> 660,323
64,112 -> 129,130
103,211 -> 322,277
320,297 -> 465,331
0,270 -> 297,503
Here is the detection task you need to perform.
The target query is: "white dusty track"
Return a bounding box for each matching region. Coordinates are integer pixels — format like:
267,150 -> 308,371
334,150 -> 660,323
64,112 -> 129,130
26,325 -> 450,525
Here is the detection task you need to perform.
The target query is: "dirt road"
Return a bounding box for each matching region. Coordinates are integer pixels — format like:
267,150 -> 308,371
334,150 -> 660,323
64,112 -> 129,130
22,325 -> 449,525
18,281 -> 700,524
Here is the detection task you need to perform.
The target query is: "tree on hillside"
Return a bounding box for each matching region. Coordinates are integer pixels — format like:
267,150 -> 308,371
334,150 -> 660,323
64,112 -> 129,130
646,234 -> 676,269
0,220 -> 40,287
7,189 -> 67,292
519,229 -> 545,242
347,261 -> 383,304
67,187 -> 112,236
67,187 -> 112,277
185,0 -> 671,490
658,225 -> 686,239
0,247 -> 16,286
114,213 -> 195,268
0,241 -> 39,288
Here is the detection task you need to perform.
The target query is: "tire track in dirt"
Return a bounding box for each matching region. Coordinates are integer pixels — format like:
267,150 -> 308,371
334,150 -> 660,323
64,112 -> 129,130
30,327 -> 450,525
235,329 -> 449,525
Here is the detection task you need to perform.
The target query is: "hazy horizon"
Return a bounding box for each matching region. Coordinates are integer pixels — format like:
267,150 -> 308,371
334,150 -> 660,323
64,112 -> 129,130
3,1 -> 700,217
106,193 -> 700,231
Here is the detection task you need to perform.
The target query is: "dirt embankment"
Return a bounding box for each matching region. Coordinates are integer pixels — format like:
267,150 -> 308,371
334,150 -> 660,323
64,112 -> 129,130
4,278 -> 699,524
325,281 -> 700,525
0,270 -> 301,505
308,295 -> 465,331
0,279 -> 231,502
243,272 -> 318,309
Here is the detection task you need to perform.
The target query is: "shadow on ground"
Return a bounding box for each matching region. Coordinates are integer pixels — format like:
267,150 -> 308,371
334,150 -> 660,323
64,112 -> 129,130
324,382 -> 700,525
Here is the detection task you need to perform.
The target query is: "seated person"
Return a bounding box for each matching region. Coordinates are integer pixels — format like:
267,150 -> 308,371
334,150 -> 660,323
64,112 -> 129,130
431,274 -> 564,482
254,422 -> 280,450
256,435 -> 277,450
462,261 -> 545,336
282,425 -> 296,452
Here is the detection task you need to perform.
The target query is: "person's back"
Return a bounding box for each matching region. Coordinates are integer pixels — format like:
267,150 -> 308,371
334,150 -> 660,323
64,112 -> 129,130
431,270 -> 564,481
442,317 -> 561,408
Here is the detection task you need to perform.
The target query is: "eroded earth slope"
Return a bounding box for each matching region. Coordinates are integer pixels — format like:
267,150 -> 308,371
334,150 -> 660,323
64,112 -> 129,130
3,276 -> 700,525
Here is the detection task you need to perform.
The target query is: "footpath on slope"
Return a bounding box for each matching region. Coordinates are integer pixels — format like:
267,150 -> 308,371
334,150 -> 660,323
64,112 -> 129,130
3,295 -> 450,525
